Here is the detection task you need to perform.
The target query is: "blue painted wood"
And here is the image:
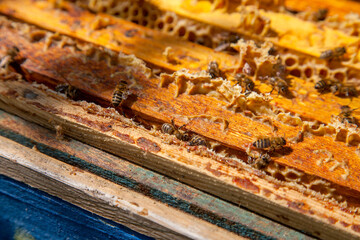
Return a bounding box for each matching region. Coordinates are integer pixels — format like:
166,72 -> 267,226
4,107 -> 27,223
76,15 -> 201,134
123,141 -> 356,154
0,174 -> 154,240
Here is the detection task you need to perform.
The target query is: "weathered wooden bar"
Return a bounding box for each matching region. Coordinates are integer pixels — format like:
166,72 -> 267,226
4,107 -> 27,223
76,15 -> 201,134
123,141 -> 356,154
1,0 -> 360,239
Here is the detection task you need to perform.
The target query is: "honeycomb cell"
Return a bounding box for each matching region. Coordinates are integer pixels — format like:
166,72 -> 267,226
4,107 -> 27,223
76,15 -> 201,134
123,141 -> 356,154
166,16 -> 174,24
285,57 -> 297,67
304,68 -> 313,78
319,69 -> 329,78
334,72 -> 346,82
289,69 -> 301,78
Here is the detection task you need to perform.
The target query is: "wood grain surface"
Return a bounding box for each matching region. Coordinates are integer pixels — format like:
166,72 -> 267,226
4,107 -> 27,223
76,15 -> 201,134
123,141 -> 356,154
0,1 -> 360,239
0,135 -> 247,240
0,110 -> 312,240
0,11 -> 358,196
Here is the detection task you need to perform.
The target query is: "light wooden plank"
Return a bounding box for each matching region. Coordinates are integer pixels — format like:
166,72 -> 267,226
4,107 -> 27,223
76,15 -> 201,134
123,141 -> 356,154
0,109 -> 313,239
0,135 -> 245,240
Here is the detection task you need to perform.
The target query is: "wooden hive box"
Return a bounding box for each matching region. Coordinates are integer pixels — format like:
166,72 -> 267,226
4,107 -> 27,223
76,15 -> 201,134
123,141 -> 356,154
1,0 -> 360,239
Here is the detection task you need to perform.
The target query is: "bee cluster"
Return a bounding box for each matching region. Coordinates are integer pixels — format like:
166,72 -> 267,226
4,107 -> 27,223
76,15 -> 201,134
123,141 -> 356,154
200,58 -> 291,169
206,59 -> 290,97
319,47 -> 346,61
234,73 -> 255,93
314,47 -> 357,98
248,137 -> 287,169
161,119 -> 208,147
201,40 -> 358,170
248,153 -> 271,170
315,78 -> 358,98
314,47 -> 359,126
123,39 -> 357,171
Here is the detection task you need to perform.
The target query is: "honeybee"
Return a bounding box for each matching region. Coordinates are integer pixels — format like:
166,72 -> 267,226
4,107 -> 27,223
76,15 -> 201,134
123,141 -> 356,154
272,62 -> 287,80
0,46 -> 20,70
180,131 -> 191,142
208,61 -> 220,79
161,122 -> 176,135
268,47 -> 277,56
6,46 -> 20,60
248,153 -> 271,169
252,137 -> 286,152
314,79 -> 333,93
320,47 -> 346,61
214,42 -> 231,52
161,120 -> 191,141
269,77 -> 289,96
330,83 -> 358,98
55,84 -> 78,99
339,105 -> 358,125
234,73 -> 254,92
112,80 -> 129,107
54,70 -> 80,100
313,8 -> 328,21
188,135 -> 208,147
214,34 -> 240,52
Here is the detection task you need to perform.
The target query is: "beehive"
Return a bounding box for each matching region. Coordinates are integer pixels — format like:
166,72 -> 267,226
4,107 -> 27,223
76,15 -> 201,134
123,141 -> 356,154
1,0 -> 360,239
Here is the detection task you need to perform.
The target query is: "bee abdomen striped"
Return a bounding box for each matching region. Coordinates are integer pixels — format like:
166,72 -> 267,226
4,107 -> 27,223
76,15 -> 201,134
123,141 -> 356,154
112,91 -> 123,107
189,135 -> 207,147
252,138 -> 271,149
319,50 -> 333,59
342,117 -> 356,124
315,80 -> 328,90
161,123 -> 175,135
112,81 -> 128,107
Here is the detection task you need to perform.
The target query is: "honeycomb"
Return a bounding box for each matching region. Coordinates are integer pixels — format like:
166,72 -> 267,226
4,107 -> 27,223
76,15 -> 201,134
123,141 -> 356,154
320,13 -> 360,37
266,162 -> 343,201
156,58 -> 360,207
62,0 -> 360,87
159,68 -> 274,115
280,51 -> 358,84
39,31 -> 151,77
4,1 -> 360,218
69,0 -> 226,48
19,9 -> 359,179
147,110 -> 355,207
230,39 -> 278,79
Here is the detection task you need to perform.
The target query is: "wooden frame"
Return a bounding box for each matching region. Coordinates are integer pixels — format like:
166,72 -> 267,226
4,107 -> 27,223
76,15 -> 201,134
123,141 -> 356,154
0,1 -> 360,239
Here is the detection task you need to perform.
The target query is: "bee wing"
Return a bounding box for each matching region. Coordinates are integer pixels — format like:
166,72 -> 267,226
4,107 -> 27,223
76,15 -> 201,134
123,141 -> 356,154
122,89 -> 130,99
171,119 -> 176,128
254,135 -> 265,140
